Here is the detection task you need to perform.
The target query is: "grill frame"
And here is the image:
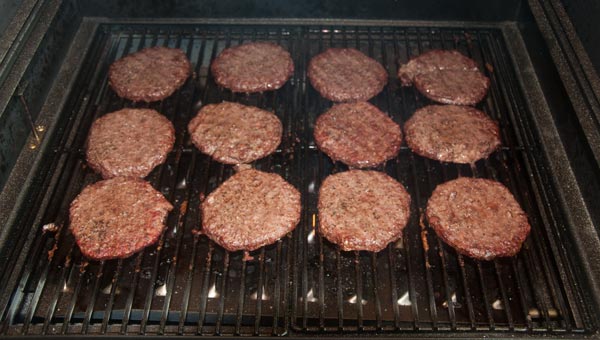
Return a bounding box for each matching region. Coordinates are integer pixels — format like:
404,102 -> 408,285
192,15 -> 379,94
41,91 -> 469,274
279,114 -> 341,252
0,11 -> 598,340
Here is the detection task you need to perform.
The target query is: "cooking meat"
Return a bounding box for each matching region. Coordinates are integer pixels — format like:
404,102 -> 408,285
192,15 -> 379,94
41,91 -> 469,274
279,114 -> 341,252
404,104 -> 500,164
201,169 -> 301,252
426,177 -> 531,260
211,41 -> 294,93
318,170 -> 411,252
86,108 -> 175,179
308,48 -> 388,102
313,101 -> 402,168
188,101 -> 282,164
398,49 -> 489,105
109,46 -> 192,102
69,177 -> 173,260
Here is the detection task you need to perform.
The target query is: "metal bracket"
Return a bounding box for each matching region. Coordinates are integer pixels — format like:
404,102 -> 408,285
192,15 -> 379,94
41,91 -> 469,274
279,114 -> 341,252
16,82 -> 45,150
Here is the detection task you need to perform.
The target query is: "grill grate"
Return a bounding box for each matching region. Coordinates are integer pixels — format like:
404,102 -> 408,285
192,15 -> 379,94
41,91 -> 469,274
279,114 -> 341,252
0,23 -> 594,336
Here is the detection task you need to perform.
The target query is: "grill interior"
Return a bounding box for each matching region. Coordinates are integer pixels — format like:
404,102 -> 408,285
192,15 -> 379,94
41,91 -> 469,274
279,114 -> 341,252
0,22 -> 595,336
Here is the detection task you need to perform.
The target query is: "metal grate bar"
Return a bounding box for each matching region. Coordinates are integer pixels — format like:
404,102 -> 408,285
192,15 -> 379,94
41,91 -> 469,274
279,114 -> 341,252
317,240 -> 326,330
469,33 -> 519,332
488,32 -> 581,330
457,255 -> 477,329
354,252 -> 364,330
175,29 -> 209,336
478,31 -> 565,331
472,31 -> 534,331
154,34 -> 195,336
81,261 -> 105,333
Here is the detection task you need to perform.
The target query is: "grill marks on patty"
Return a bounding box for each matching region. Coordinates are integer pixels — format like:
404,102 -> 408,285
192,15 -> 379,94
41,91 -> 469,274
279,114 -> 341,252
308,48 -> 388,102
86,108 -> 175,179
314,102 -> 402,168
211,42 -> 294,93
74,44 -> 525,262
201,169 -> 301,252
398,49 -> 490,105
404,105 -> 501,164
318,170 -> 411,252
69,177 -> 173,260
426,177 -> 531,260
109,46 -> 191,102
188,102 -> 282,164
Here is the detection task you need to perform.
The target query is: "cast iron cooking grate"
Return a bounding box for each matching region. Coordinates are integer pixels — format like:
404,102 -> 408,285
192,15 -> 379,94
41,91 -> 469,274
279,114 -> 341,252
0,23 -> 594,336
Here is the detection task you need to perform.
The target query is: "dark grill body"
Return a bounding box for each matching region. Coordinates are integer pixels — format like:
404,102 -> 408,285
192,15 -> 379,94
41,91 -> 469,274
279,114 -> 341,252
0,1 -> 599,338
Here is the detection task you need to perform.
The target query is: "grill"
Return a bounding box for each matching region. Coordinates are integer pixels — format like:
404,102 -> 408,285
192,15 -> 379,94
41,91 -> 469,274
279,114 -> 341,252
3,0 -> 600,336
0,21 -> 595,337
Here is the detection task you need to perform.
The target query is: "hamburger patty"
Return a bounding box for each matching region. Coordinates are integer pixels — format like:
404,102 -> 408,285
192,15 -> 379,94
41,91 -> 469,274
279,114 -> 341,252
109,46 -> 192,102
404,105 -> 501,164
211,42 -> 294,93
86,108 -> 175,179
188,102 -> 282,164
69,177 -> 173,260
314,102 -> 402,168
201,169 -> 301,252
426,177 -> 531,261
318,170 -> 411,252
308,48 -> 388,102
398,50 -> 489,105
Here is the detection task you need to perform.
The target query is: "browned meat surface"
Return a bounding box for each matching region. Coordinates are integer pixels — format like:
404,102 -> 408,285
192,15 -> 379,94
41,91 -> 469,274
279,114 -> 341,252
201,169 -> 301,252
404,105 -> 500,164
69,177 -> 173,260
109,46 -> 191,102
86,108 -> 175,179
308,48 -> 388,102
398,50 -> 489,105
188,102 -> 282,164
314,102 -> 402,168
211,42 -> 294,93
318,170 -> 411,252
426,177 -> 531,261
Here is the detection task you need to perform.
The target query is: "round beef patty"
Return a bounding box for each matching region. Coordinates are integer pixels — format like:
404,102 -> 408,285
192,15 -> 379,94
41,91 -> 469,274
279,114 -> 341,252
426,177 -> 531,261
318,170 -> 411,252
86,108 -> 175,179
188,102 -> 282,164
314,102 -> 402,168
109,46 -> 191,102
404,105 -> 500,164
211,42 -> 294,93
201,169 -> 301,252
398,50 -> 489,105
69,177 -> 173,260
308,48 -> 388,102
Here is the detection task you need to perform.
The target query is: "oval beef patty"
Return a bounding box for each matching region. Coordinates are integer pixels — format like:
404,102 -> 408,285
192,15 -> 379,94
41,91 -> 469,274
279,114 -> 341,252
70,177 -> 173,260
314,102 -> 402,168
308,48 -> 388,102
426,177 -> 531,261
211,42 -> 294,93
404,105 -> 500,164
86,108 -> 175,179
201,169 -> 301,252
109,46 -> 192,102
398,50 -> 489,105
318,170 -> 411,252
188,102 -> 282,164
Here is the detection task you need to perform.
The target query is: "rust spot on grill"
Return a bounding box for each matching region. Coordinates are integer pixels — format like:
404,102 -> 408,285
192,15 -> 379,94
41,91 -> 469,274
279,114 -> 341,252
42,223 -> 59,233
243,251 -> 254,261
179,199 -> 188,216
47,243 -> 58,261
419,213 -> 430,253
